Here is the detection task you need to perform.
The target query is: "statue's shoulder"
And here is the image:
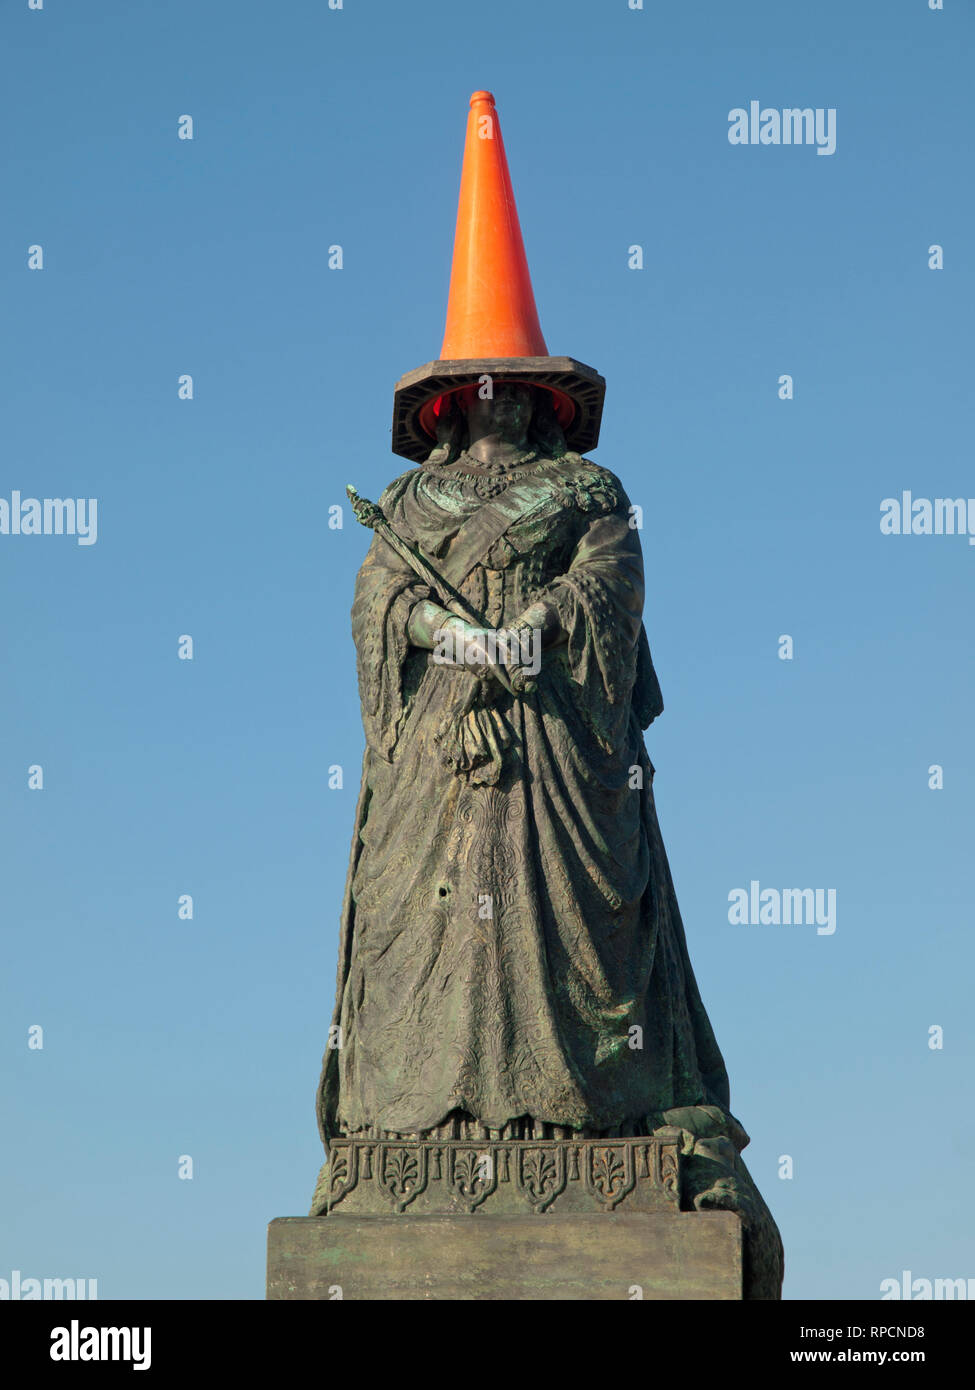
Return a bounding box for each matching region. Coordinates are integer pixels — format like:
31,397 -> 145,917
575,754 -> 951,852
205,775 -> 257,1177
553,453 -> 627,515
378,465 -> 420,514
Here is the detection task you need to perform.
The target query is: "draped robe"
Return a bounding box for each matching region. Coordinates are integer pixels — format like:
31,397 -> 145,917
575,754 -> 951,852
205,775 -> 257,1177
316,451 -> 731,1146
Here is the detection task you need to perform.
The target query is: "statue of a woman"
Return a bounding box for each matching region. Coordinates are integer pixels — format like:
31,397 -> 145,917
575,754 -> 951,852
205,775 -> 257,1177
318,381 -> 733,1139
311,90 -> 782,1299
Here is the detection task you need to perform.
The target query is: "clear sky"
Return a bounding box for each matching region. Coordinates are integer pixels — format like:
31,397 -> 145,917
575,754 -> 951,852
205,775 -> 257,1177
2,0 -> 972,1301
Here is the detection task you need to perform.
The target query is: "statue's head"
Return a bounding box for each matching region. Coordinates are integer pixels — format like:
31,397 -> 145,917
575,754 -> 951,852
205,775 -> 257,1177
464,382 -> 534,443
426,382 -> 567,467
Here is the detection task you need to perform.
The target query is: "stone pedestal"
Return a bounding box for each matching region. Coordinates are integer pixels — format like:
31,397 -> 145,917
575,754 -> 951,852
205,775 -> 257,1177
266,1211 -> 742,1300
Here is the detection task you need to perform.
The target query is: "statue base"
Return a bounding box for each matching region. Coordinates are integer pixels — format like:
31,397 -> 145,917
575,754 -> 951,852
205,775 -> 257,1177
273,1119 -> 783,1299
312,1132 -> 685,1217
266,1210 -> 742,1300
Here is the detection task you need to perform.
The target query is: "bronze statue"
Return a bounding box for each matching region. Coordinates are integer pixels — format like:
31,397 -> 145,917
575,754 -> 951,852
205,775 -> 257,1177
308,92 -> 783,1300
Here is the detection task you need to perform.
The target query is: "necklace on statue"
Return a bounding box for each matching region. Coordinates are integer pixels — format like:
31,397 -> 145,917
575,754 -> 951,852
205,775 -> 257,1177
456,449 -> 539,498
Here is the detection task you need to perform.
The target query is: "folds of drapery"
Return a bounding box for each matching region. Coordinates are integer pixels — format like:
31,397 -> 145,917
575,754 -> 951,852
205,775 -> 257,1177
537,505 -> 664,751
316,462 -> 729,1150
349,530 -> 431,762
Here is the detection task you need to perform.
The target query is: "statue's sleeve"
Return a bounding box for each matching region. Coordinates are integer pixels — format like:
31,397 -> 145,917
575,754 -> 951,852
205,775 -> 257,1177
351,529 -> 431,761
537,493 -> 663,750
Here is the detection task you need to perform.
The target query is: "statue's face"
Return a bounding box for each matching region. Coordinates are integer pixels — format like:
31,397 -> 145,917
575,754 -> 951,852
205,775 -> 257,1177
464,383 -> 533,440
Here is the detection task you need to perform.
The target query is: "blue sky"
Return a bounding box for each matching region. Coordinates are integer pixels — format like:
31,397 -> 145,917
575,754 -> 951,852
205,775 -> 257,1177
2,0 -> 972,1300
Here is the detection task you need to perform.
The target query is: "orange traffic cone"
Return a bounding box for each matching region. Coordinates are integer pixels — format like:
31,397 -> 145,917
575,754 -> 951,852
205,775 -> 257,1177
439,90 -> 548,361
391,91 -> 605,462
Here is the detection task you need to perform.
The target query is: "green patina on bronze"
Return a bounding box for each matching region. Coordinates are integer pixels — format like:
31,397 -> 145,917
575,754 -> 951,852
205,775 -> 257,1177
310,384 -> 784,1300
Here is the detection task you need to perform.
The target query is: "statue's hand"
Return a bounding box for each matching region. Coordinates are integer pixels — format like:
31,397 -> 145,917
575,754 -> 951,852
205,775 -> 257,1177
345,485 -> 384,530
443,620 -> 497,672
496,604 -> 561,697
439,617 -> 549,694
508,665 -> 537,696
427,616 -> 505,682
509,600 -> 563,649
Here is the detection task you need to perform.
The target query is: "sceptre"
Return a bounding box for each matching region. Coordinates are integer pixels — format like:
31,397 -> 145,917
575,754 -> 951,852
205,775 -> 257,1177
346,484 -> 515,694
